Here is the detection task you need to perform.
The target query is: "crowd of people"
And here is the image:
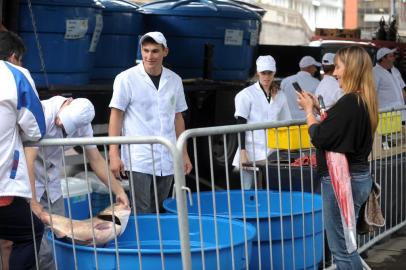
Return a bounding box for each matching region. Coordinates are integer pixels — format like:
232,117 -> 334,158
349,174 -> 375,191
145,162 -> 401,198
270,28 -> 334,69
0,24 -> 405,270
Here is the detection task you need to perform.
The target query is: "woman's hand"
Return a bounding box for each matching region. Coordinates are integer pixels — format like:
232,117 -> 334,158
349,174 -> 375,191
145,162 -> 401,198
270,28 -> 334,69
297,91 -> 315,114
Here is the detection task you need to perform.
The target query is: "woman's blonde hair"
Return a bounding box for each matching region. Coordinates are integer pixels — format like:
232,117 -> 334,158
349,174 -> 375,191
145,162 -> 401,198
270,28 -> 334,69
335,46 -> 379,133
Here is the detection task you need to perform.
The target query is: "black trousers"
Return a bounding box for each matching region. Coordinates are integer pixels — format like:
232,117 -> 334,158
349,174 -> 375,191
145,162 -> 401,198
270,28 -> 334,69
0,197 -> 44,270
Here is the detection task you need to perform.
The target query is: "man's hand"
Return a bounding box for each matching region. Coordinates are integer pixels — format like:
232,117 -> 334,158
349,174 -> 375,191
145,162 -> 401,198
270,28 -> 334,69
110,156 -> 125,179
183,152 -> 193,175
30,200 -> 50,224
240,149 -> 249,165
115,190 -> 130,207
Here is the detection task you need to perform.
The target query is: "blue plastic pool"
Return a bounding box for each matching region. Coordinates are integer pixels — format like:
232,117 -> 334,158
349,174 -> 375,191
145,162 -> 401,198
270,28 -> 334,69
164,190 -> 323,270
49,214 -> 256,270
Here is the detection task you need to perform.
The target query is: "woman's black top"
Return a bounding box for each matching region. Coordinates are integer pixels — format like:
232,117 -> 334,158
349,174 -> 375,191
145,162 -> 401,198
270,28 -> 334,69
308,93 -> 373,176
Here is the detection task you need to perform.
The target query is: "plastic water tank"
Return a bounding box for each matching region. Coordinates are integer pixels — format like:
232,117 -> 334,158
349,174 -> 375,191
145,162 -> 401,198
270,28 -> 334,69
19,0 -> 103,87
61,177 -> 92,220
91,0 -> 143,81
140,0 -> 261,81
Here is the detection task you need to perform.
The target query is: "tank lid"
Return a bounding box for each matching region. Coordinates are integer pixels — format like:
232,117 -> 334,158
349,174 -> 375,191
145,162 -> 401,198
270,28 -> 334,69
98,0 -> 140,11
141,0 -> 261,20
20,0 -> 103,8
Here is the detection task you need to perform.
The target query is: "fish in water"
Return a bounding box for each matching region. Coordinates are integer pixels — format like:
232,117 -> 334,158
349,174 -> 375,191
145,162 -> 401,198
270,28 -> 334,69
48,203 -> 131,246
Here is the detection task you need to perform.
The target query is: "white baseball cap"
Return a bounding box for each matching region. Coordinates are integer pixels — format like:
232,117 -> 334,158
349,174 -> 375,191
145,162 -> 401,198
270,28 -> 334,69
376,47 -> 397,61
321,53 -> 335,65
139,31 -> 167,48
299,56 -> 321,68
256,55 -> 276,72
58,98 -> 95,135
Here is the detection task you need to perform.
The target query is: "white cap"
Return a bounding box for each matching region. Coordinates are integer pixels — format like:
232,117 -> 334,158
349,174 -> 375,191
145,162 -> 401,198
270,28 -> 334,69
376,47 -> 396,61
58,98 -> 95,135
256,55 -> 276,72
299,56 -> 321,68
321,53 -> 335,65
139,31 -> 167,48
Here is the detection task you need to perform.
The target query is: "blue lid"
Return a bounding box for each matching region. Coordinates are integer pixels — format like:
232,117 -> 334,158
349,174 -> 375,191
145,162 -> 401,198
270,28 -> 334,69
98,0 -> 139,11
20,0 -> 103,8
141,0 -> 261,20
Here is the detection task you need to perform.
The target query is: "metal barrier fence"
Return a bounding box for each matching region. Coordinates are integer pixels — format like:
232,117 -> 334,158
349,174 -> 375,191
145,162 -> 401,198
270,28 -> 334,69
175,105 -> 406,270
1,106 -> 405,270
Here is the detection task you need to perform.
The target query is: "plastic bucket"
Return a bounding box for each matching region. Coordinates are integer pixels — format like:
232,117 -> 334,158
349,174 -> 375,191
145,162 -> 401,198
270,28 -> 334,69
164,190 -> 323,270
61,177 -> 92,220
49,214 -> 256,270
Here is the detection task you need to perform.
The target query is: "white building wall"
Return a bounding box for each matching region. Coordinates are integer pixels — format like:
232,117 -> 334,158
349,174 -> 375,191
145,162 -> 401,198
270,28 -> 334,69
259,0 -> 343,29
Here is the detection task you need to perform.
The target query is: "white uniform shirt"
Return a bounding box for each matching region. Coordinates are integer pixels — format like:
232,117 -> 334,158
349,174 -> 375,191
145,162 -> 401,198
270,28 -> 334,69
0,61 -> 45,198
232,82 -> 292,167
315,75 -> 343,110
373,64 -> 405,118
280,71 -> 320,119
34,96 -> 96,202
109,63 -> 188,176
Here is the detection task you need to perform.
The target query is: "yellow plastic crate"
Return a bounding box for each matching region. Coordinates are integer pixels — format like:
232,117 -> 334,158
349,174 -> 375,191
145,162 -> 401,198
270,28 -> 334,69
377,112 -> 402,135
267,125 -> 312,150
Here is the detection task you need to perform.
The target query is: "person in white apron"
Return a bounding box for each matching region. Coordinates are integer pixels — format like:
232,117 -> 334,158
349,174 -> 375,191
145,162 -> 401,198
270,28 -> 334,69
233,55 -> 292,189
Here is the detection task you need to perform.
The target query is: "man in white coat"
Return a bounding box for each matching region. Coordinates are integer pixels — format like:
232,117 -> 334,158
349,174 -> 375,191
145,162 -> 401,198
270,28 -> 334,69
25,96 -> 130,270
109,32 -> 192,213
0,30 -> 46,270
373,47 -> 406,119
280,56 -> 320,119
315,53 -> 343,109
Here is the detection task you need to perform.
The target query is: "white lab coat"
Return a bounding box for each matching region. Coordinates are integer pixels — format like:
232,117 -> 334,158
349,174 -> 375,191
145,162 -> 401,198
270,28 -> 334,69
315,75 -> 343,110
232,82 -> 292,167
280,71 -> 320,119
110,63 -> 188,176
33,96 -> 96,203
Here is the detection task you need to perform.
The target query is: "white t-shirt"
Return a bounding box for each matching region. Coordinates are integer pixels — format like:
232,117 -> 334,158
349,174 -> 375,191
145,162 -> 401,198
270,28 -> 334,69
315,75 -> 343,110
280,71 -> 320,119
109,63 -> 188,176
232,82 -> 292,167
34,96 -> 96,203
373,64 -> 405,115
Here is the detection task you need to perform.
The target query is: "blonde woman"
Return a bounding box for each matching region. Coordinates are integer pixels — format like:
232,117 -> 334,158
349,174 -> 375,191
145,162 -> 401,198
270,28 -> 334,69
297,46 -> 378,269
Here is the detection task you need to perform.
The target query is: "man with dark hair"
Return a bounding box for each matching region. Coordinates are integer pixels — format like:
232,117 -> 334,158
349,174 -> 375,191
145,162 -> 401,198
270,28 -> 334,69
108,31 -> 192,213
0,30 -> 46,270
0,30 -> 25,66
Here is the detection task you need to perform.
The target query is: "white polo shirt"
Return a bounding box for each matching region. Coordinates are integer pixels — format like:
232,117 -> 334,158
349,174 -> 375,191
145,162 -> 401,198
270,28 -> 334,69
109,63 -> 188,176
280,71 -> 320,119
232,82 -> 292,167
315,75 -> 343,110
34,96 -> 96,203
373,64 -> 405,118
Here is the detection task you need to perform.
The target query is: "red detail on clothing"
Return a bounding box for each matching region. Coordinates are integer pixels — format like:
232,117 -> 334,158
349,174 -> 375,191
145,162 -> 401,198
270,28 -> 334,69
291,153 -> 317,167
0,196 -> 14,206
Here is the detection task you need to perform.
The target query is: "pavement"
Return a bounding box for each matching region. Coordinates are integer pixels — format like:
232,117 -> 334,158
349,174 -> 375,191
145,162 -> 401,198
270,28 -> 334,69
363,226 -> 406,269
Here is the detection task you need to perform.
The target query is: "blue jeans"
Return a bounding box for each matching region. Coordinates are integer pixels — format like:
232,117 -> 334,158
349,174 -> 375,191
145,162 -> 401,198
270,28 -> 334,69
321,171 -> 372,270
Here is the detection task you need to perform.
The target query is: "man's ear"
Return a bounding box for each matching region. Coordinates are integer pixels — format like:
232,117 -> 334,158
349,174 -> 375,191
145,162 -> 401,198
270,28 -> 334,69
8,53 -> 20,66
163,47 -> 169,57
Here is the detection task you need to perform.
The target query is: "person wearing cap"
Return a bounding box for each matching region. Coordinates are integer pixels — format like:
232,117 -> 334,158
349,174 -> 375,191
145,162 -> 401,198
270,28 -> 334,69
280,55 -> 321,119
24,96 -> 130,270
109,31 -> 192,213
373,47 -> 406,119
232,55 -> 291,190
0,31 -> 46,270
315,53 -> 343,110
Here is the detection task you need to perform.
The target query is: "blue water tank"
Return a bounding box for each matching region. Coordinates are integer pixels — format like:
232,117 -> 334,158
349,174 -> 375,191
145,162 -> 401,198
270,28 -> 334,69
141,0 -> 261,81
19,0 -> 103,87
91,0 -> 143,81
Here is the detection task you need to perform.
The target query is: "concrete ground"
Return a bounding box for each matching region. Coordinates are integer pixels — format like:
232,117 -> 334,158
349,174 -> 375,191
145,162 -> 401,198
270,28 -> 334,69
363,226 -> 406,269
